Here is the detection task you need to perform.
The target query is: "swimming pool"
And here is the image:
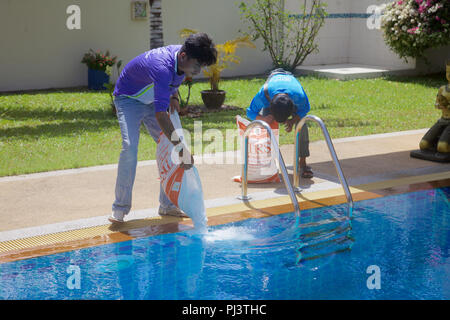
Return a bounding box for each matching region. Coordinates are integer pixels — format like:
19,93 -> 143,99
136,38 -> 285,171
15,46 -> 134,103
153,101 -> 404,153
0,187 -> 448,299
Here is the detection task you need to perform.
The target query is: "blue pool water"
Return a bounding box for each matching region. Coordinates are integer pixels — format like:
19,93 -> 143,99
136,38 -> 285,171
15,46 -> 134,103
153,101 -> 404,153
0,187 -> 449,300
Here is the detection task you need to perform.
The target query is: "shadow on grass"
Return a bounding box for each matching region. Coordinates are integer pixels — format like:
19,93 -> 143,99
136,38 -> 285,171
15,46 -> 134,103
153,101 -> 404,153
0,119 -> 118,140
0,88 -> 119,139
312,103 -> 334,110
0,105 -> 115,122
0,101 -> 247,140
382,73 -> 445,88
312,117 -> 380,128
0,86 -> 94,97
181,107 -> 246,126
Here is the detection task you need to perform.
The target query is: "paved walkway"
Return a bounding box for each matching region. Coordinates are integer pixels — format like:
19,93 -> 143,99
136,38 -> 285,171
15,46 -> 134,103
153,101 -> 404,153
1,128 -> 449,238
295,63 -> 415,80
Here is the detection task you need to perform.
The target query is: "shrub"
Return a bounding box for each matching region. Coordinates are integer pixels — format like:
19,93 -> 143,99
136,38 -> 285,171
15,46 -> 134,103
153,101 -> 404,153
238,0 -> 327,71
381,0 -> 450,61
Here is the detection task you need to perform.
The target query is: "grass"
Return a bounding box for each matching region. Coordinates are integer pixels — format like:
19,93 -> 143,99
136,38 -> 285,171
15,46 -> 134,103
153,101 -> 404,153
0,73 -> 445,177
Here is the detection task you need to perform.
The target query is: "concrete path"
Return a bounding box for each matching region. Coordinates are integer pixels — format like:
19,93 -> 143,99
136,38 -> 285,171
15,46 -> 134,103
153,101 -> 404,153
295,63 -> 415,80
1,128 -> 449,237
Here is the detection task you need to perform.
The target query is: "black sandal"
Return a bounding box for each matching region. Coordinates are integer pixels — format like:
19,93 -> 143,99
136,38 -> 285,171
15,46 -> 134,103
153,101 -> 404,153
300,166 -> 314,179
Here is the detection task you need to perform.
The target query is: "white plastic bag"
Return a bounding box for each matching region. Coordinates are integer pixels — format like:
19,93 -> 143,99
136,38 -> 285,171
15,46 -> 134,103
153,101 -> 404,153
233,115 -> 281,183
156,111 -> 207,232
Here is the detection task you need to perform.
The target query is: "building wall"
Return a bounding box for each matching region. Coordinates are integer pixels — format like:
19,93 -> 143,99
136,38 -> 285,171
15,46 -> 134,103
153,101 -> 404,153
0,0 -> 447,92
162,0 -> 416,75
0,0 -> 149,92
285,0 -> 415,69
161,0 -> 273,78
347,0 -> 413,69
285,0 -> 352,65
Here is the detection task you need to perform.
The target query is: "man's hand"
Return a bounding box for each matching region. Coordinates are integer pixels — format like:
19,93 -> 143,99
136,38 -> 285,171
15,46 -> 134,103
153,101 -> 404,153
284,114 -> 300,133
177,144 -> 194,170
155,111 -> 195,169
169,95 -> 181,114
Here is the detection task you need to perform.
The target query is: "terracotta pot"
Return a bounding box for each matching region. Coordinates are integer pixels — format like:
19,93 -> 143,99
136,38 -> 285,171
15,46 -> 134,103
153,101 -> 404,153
201,90 -> 226,109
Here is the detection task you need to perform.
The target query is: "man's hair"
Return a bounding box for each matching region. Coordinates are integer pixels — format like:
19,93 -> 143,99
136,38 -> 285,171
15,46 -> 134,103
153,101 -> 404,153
181,33 -> 217,66
270,93 -> 294,123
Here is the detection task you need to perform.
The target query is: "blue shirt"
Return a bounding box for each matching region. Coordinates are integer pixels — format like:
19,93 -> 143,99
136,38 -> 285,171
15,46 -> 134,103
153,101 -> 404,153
246,74 -> 310,120
113,45 -> 185,113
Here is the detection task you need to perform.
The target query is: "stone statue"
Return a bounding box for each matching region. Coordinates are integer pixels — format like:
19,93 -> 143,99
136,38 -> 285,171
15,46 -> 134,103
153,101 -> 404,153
411,60 -> 450,162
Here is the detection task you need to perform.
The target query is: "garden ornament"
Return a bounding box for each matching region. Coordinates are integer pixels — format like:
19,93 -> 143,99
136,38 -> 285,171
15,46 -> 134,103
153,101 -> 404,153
411,60 -> 450,162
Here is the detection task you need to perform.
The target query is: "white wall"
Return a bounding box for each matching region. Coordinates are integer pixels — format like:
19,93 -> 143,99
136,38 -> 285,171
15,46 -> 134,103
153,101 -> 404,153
152,0 -> 424,73
285,0 -> 415,68
286,0 -> 352,65
0,0 -> 447,92
347,0 -> 414,69
162,0 -> 273,77
0,0 -> 149,92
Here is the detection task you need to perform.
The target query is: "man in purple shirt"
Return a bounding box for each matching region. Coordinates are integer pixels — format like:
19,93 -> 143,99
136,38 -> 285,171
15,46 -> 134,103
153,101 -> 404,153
109,33 -> 217,223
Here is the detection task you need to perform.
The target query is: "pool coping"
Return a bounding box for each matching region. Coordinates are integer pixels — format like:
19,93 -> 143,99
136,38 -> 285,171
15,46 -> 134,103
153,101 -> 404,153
0,171 -> 449,264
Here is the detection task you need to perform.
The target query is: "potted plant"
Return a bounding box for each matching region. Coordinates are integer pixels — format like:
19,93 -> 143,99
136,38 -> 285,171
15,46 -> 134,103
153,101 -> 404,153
180,29 -> 255,109
202,36 -> 255,109
81,49 -> 118,90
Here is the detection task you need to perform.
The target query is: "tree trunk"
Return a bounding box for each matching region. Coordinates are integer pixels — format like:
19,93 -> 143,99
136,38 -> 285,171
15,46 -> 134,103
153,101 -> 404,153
149,0 -> 164,49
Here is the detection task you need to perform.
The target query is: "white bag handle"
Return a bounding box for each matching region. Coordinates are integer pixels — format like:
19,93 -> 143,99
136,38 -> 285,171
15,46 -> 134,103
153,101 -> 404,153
169,110 -> 183,132
169,111 -> 188,146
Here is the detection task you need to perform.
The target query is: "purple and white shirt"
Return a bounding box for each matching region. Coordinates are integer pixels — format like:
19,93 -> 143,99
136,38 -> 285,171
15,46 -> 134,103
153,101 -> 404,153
113,45 -> 185,113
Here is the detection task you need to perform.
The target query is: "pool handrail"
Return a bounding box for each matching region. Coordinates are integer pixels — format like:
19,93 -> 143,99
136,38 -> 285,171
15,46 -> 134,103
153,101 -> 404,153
238,120 -> 301,218
294,115 -> 353,208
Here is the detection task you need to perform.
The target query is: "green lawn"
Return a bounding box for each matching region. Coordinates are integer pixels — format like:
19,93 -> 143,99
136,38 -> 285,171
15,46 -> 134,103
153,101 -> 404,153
0,74 -> 445,177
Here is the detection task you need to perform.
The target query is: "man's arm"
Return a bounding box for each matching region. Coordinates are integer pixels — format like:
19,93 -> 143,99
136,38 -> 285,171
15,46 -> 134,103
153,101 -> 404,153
155,111 -> 179,145
285,114 -> 300,132
155,111 -> 193,169
169,92 -> 181,114
152,66 -> 193,168
152,65 -> 180,115
247,87 -> 269,120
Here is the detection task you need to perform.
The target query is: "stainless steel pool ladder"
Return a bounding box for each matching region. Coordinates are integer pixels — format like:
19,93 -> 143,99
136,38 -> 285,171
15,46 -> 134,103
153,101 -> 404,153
294,115 -> 353,211
238,116 -> 354,219
237,120 -> 301,218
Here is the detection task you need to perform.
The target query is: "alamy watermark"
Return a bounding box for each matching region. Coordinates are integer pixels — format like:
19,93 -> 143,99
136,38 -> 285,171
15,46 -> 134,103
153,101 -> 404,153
66,265 -> 81,290
367,4 -> 387,30
366,265 -> 381,290
66,5 -> 81,30
168,122 -> 279,169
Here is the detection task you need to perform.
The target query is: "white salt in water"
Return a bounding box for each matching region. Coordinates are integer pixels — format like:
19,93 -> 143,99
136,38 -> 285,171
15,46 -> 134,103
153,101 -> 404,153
203,226 -> 256,242
177,167 -> 208,232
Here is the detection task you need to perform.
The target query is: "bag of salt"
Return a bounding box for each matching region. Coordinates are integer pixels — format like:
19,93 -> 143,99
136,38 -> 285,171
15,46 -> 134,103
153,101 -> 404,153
233,115 -> 281,183
156,111 -> 208,232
